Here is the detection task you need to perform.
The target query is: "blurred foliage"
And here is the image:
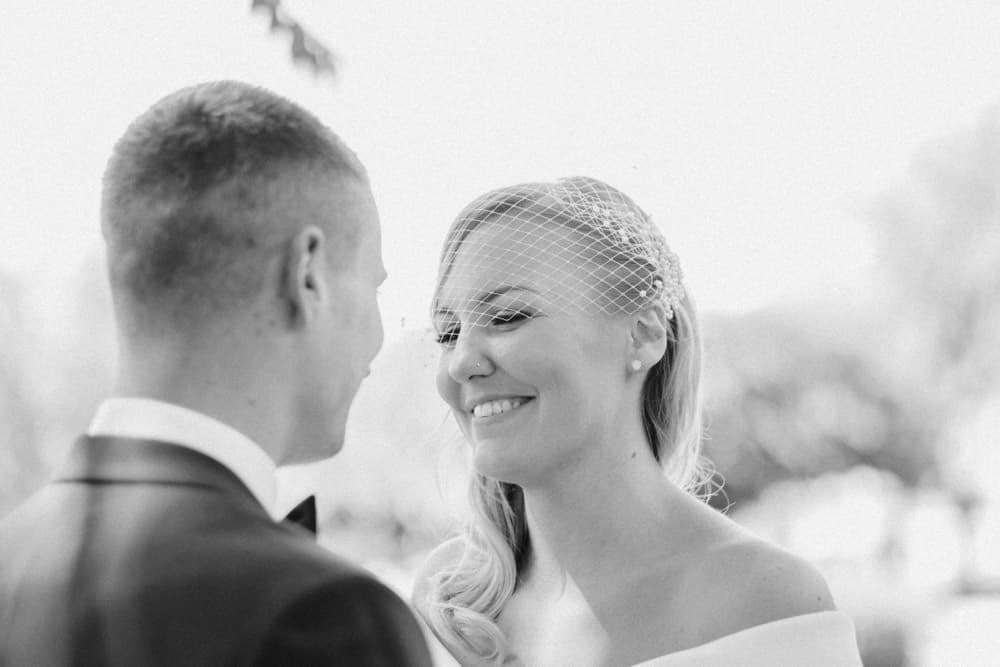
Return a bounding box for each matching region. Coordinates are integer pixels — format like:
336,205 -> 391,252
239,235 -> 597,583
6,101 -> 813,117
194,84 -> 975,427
251,0 -> 337,81
872,105 -> 1000,403
870,106 -> 1000,506
700,104 -> 1000,510
702,305 -> 939,510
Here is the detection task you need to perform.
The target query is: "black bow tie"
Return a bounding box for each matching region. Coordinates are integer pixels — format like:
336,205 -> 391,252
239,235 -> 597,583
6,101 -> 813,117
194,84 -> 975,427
283,495 -> 317,535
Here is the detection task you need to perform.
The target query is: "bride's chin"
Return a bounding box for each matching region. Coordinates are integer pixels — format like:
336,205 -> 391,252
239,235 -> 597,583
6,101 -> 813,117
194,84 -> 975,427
470,445 -> 529,485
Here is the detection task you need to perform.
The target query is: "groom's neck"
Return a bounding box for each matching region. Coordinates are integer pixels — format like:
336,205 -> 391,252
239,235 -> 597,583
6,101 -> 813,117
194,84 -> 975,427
112,336 -> 293,464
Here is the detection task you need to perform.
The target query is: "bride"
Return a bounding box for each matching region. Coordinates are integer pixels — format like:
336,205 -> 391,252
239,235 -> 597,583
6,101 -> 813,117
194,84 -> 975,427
413,177 -> 862,666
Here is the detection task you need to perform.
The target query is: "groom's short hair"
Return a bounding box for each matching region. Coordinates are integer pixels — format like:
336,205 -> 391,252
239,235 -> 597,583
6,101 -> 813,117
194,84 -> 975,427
101,80 -> 366,335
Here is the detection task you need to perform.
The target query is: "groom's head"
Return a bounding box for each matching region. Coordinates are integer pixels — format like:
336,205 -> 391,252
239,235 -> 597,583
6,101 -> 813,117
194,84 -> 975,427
101,81 -> 386,463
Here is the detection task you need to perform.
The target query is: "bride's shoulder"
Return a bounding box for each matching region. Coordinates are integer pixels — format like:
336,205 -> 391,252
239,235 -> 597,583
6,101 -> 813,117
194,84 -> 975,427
680,536 -> 836,640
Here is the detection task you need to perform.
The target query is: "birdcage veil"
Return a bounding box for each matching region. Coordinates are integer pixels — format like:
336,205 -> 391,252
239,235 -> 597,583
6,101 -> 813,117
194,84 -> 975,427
432,176 -> 685,334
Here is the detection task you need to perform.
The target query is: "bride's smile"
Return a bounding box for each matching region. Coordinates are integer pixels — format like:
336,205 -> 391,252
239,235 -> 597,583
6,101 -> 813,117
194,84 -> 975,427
470,397 -> 533,419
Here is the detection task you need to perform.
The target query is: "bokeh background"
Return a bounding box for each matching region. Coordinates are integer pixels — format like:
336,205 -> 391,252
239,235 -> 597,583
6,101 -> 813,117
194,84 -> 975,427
3,2 -> 999,665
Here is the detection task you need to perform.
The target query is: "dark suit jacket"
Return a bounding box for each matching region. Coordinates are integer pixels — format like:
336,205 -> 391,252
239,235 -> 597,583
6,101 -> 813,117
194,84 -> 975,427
0,436 -> 433,666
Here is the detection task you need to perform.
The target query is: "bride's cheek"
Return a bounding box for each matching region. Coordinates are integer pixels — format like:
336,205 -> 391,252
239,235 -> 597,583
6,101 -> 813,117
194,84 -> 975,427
435,360 -> 454,402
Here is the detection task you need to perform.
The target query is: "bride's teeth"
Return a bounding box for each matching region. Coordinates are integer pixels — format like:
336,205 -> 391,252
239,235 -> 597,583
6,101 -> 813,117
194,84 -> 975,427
473,399 -> 527,418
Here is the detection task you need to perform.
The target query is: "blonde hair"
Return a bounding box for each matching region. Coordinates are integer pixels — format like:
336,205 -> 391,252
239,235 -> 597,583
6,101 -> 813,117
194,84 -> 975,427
424,177 -> 709,664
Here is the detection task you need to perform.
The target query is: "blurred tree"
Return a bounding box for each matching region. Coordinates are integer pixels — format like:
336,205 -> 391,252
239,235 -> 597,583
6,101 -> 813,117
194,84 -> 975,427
872,104 -> 1000,405
702,304 -> 939,510
703,103 -> 1000,510
251,0 -> 337,81
871,104 -> 1000,587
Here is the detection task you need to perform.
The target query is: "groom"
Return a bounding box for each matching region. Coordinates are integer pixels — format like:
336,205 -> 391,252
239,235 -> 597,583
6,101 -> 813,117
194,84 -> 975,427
0,81 -> 431,666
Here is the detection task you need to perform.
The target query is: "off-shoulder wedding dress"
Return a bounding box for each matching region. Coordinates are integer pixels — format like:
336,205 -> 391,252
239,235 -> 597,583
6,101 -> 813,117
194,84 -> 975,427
631,611 -> 862,666
429,611 -> 862,666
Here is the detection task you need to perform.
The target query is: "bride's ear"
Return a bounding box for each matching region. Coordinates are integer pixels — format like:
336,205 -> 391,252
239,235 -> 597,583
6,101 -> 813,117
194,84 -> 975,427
629,302 -> 669,370
282,225 -> 328,326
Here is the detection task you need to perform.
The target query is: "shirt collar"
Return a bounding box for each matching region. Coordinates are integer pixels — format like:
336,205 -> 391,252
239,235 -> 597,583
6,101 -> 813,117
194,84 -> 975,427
87,397 -> 278,517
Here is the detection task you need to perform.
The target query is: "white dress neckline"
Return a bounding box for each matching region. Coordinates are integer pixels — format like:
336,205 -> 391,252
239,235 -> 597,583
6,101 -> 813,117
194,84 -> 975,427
629,610 -> 862,667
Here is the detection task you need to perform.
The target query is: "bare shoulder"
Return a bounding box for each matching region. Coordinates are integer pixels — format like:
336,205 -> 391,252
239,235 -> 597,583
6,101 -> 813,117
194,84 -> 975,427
726,539 -> 834,614
411,536 -> 466,612
686,537 -> 836,639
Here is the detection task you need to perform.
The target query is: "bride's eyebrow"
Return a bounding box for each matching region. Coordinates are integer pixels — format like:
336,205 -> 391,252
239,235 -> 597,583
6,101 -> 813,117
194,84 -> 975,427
471,285 -> 538,306
433,285 -> 540,324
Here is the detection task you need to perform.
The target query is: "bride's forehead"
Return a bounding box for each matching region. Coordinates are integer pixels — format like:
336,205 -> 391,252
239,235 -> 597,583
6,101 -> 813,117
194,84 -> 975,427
438,221 -> 591,297
457,217 -> 579,252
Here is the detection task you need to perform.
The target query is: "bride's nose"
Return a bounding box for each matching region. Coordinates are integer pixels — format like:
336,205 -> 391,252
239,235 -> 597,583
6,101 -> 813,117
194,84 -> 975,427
447,326 -> 493,383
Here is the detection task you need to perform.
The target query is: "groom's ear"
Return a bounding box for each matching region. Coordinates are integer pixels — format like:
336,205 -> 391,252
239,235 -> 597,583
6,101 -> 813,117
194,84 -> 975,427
282,225 -> 328,326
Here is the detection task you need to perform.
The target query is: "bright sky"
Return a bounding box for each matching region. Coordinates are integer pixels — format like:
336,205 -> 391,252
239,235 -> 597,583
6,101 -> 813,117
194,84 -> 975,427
4,1 -> 1000,339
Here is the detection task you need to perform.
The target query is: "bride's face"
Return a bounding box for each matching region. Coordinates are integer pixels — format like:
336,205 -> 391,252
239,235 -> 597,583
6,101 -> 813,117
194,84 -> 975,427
434,218 -> 634,485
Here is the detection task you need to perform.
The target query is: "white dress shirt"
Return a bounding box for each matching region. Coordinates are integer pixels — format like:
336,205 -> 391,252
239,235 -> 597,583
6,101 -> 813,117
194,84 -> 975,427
87,397 -> 278,518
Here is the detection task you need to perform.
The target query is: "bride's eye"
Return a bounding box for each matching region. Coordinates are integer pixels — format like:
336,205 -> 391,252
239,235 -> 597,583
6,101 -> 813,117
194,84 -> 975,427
436,324 -> 460,346
490,309 -> 529,326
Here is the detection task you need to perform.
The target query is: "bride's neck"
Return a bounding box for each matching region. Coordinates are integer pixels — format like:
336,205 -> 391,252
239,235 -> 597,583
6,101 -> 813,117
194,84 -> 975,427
520,443 -> 681,591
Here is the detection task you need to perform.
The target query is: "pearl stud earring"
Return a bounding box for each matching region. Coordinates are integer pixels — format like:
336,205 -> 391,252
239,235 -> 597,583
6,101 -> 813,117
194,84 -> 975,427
630,359 -> 642,372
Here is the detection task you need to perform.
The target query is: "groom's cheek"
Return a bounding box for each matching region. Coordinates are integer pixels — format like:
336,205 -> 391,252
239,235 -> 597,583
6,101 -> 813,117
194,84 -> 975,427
372,309 -> 385,359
